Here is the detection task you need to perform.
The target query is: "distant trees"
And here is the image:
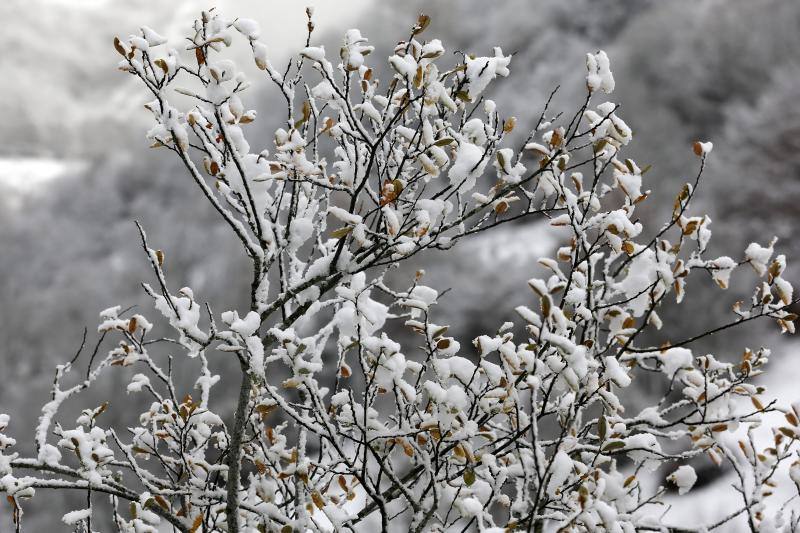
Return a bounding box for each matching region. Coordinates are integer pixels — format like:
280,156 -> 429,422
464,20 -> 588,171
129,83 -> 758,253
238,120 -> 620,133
2,9 -> 799,533
709,65 -> 800,282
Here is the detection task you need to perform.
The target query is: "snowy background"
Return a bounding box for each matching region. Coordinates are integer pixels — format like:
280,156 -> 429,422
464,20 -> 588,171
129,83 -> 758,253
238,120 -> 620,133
2,0 -> 799,529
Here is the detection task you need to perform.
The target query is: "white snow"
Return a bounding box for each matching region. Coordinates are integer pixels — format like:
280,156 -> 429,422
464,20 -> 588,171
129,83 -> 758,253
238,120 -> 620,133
449,141 -> 486,193
341,29 -> 374,70
465,47 -> 512,99
457,496 -> 483,517
709,255 -> 736,289
603,356 -> 632,388
745,240 -> 775,276
667,465 -> 697,495
62,508 -> 91,525
659,347 -> 694,376
127,373 -> 151,393
301,46 -> 327,63
234,18 -> 261,40
140,25 -> 167,46
695,141 -> 713,155
328,205 -> 363,225
585,50 -> 615,94
547,450 -> 573,496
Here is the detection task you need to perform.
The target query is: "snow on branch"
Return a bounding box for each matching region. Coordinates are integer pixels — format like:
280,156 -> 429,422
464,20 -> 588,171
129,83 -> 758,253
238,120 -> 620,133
2,8 -> 799,533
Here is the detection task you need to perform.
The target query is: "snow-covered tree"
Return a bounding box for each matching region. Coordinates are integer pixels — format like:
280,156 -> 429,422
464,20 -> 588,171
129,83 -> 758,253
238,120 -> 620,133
2,10 -> 799,532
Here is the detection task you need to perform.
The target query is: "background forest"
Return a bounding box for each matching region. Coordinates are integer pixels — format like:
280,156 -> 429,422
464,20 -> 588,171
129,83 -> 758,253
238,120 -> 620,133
2,0 -> 799,529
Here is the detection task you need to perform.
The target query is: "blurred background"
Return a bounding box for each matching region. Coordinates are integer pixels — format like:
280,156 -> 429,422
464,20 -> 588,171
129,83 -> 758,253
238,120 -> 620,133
1,0 -> 799,529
